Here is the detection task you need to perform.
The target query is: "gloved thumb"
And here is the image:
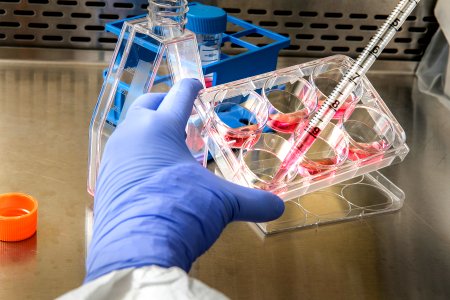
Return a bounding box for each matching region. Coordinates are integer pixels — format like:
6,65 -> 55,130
128,93 -> 166,111
225,180 -> 285,222
158,78 -> 203,125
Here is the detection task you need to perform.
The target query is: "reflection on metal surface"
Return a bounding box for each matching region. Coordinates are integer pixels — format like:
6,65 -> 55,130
0,61 -> 100,299
1,59 -> 450,299
192,72 -> 450,299
0,235 -> 37,265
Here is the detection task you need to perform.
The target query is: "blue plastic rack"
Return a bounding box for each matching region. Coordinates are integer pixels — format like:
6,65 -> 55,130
103,4 -> 290,125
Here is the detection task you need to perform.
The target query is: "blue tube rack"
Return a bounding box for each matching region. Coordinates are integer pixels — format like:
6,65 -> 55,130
103,8 -> 290,126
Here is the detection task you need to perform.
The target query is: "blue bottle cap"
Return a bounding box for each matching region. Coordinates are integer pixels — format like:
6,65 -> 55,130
186,3 -> 227,35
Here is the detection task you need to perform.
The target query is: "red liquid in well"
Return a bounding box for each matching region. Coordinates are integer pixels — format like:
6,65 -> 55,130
271,132 -> 317,182
348,146 -> 374,160
267,118 -> 300,133
300,157 -> 337,175
317,92 -> 356,119
292,133 -> 344,178
223,124 -> 260,148
267,110 -> 309,133
348,139 -> 390,160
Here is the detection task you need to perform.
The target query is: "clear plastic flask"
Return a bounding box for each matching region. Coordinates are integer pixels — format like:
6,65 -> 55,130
87,0 -> 205,195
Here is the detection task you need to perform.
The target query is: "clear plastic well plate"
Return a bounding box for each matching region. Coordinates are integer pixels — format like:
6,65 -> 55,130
259,171 -> 404,234
194,55 -> 409,226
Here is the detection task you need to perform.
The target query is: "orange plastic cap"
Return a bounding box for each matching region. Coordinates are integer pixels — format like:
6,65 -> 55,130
0,193 -> 38,242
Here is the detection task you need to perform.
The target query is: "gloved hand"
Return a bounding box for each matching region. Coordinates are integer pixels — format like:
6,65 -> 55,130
86,78 -> 285,282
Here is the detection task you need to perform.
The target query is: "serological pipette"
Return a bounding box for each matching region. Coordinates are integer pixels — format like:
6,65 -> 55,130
271,0 -> 421,183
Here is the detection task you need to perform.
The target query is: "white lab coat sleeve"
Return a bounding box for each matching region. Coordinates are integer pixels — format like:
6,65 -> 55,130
57,266 -> 229,300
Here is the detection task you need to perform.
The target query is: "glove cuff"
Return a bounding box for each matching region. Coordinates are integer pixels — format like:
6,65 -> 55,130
85,218 -> 192,282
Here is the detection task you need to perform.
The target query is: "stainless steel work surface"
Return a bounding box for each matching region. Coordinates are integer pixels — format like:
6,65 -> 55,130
0,59 -> 450,299
0,61 -> 100,299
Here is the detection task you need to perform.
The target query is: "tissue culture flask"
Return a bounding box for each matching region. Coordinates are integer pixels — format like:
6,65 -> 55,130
88,3 -> 205,195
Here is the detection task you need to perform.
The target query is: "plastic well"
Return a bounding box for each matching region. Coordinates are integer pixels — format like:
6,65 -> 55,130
195,55 -> 409,233
259,171 -> 403,234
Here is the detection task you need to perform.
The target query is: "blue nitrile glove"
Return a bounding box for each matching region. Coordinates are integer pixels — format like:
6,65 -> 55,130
85,78 -> 285,282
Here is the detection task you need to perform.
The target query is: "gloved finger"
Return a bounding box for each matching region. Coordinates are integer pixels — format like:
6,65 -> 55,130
158,78 -> 203,125
226,181 -> 285,222
128,93 -> 167,112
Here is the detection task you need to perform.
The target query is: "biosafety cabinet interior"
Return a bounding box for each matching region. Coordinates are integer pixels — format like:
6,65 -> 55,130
1,1 -> 450,299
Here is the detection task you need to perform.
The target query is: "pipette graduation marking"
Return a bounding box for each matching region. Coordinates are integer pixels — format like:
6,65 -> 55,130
271,0 -> 420,183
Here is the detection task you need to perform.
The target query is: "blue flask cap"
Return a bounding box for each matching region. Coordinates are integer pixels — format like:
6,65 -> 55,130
186,3 -> 228,35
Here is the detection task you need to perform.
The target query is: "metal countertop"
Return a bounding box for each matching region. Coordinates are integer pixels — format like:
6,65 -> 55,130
0,59 -> 449,299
